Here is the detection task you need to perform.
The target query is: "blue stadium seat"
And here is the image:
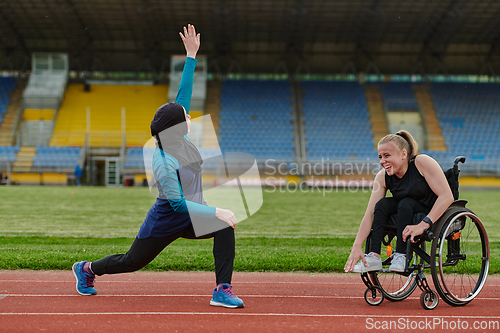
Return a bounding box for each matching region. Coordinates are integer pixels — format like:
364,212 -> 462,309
425,82 -> 500,172
33,146 -> 82,168
0,77 -> 15,124
379,82 -> 420,111
301,81 -> 375,160
218,79 -> 295,161
0,145 -> 17,162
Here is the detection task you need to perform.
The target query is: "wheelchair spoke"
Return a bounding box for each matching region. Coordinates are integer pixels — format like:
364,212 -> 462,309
369,235 -> 418,301
435,211 -> 489,304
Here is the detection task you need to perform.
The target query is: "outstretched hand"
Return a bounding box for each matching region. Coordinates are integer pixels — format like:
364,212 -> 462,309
179,24 -> 200,59
344,247 -> 366,273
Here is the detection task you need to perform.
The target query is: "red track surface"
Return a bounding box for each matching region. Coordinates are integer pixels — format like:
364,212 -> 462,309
1,270 -> 499,332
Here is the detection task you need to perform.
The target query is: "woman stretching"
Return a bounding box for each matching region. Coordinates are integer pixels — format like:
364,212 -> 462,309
72,24 -> 244,308
344,130 -> 454,273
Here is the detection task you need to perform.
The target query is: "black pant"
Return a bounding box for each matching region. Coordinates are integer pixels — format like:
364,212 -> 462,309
91,224 -> 235,285
369,197 -> 431,254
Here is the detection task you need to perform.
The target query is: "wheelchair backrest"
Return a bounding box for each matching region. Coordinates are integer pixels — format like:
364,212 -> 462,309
443,156 -> 466,201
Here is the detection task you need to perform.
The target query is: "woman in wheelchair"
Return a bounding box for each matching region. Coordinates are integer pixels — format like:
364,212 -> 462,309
344,130 -> 454,273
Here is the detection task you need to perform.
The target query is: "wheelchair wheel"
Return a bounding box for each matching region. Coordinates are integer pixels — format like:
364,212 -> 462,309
420,290 -> 439,310
431,208 -> 490,307
364,286 -> 384,306
369,234 -> 418,301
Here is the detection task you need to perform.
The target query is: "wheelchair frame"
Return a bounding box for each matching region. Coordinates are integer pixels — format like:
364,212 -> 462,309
360,156 -> 490,310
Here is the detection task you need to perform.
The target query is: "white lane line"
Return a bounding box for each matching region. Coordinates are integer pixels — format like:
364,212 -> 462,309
4,280 -> 500,287
1,294 -> 499,300
0,295 -> 6,301
0,312 -> 499,319
0,280 -> 362,285
2,294 -> 360,299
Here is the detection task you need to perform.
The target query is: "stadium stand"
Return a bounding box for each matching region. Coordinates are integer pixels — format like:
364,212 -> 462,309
302,81 -> 374,160
50,84 -> 169,147
422,82 -> 500,173
380,82 -> 420,111
124,146 -> 221,170
413,85 -> 447,151
23,73 -> 66,108
0,77 -> 15,122
0,145 -> 18,162
8,172 -> 67,185
123,147 -> 146,169
201,80 -> 222,149
364,84 -> 388,145
23,109 -> 55,121
0,79 -> 20,145
12,147 -> 36,172
2,2 -> 499,189
1,145 -> 82,185
379,81 -> 426,147
22,53 -> 68,110
32,146 -> 81,168
123,146 -> 220,186
218,79 -> 295,161
0,77 -> 16,141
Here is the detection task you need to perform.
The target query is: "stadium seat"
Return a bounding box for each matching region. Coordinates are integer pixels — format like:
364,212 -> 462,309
0,77 -> 15,125
51,84 -> 169,147
380,82 -> 420,111
301,81 -> 374,160
32,146 -> 82,168
218,80 -> 295,161
423,82 -> 500,173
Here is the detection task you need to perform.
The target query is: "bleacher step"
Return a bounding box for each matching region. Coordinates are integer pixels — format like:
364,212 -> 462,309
202,80 -> 222,148
413,85 -> 447,151
364,84 -> 388,146
12,147 -> 36,171
0,81 -> 26,145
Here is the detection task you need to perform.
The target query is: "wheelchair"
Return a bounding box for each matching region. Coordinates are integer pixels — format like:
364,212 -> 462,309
361,156 -> 490,310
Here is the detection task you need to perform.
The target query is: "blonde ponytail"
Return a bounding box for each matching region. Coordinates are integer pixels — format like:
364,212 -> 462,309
378,130 -> 419,160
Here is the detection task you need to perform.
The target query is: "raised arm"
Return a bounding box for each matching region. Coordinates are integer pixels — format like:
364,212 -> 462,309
176,24 -> 200,114
344,169 -> 388,272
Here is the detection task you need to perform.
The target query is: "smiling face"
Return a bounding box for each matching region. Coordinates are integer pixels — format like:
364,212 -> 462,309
378,142 -> 408,178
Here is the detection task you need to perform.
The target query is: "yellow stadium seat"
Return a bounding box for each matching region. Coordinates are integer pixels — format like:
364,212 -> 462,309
189,110 -> 204,124
51,84 -> 169,147
42,173 -> 67,185
134,174 -> 148,186
10,173 -> 41,184
23,109 -> 55,121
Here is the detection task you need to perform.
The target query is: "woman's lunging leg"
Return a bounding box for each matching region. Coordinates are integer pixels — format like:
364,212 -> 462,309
212,226 -> 235,285
91,232 -> 182,276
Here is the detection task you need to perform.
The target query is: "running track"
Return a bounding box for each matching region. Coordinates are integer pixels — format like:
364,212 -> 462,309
0,271 -> 499,332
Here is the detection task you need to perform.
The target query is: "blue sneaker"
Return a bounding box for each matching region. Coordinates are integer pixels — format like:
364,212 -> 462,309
72,261 -> 97,295
210,284 -> 244,308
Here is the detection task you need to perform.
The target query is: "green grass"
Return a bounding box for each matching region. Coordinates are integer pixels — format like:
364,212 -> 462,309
0,186 -> 499,273
0,236 -> 354,272
0,186 -> 372,238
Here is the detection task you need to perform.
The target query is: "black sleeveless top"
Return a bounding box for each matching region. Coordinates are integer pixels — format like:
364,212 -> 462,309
385,156 -> 437,209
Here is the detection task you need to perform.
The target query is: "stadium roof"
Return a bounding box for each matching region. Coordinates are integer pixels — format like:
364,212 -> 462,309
1,0 -> 500,74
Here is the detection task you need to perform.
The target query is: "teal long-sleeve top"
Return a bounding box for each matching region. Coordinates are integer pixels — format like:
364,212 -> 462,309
138,57 -> 216,239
